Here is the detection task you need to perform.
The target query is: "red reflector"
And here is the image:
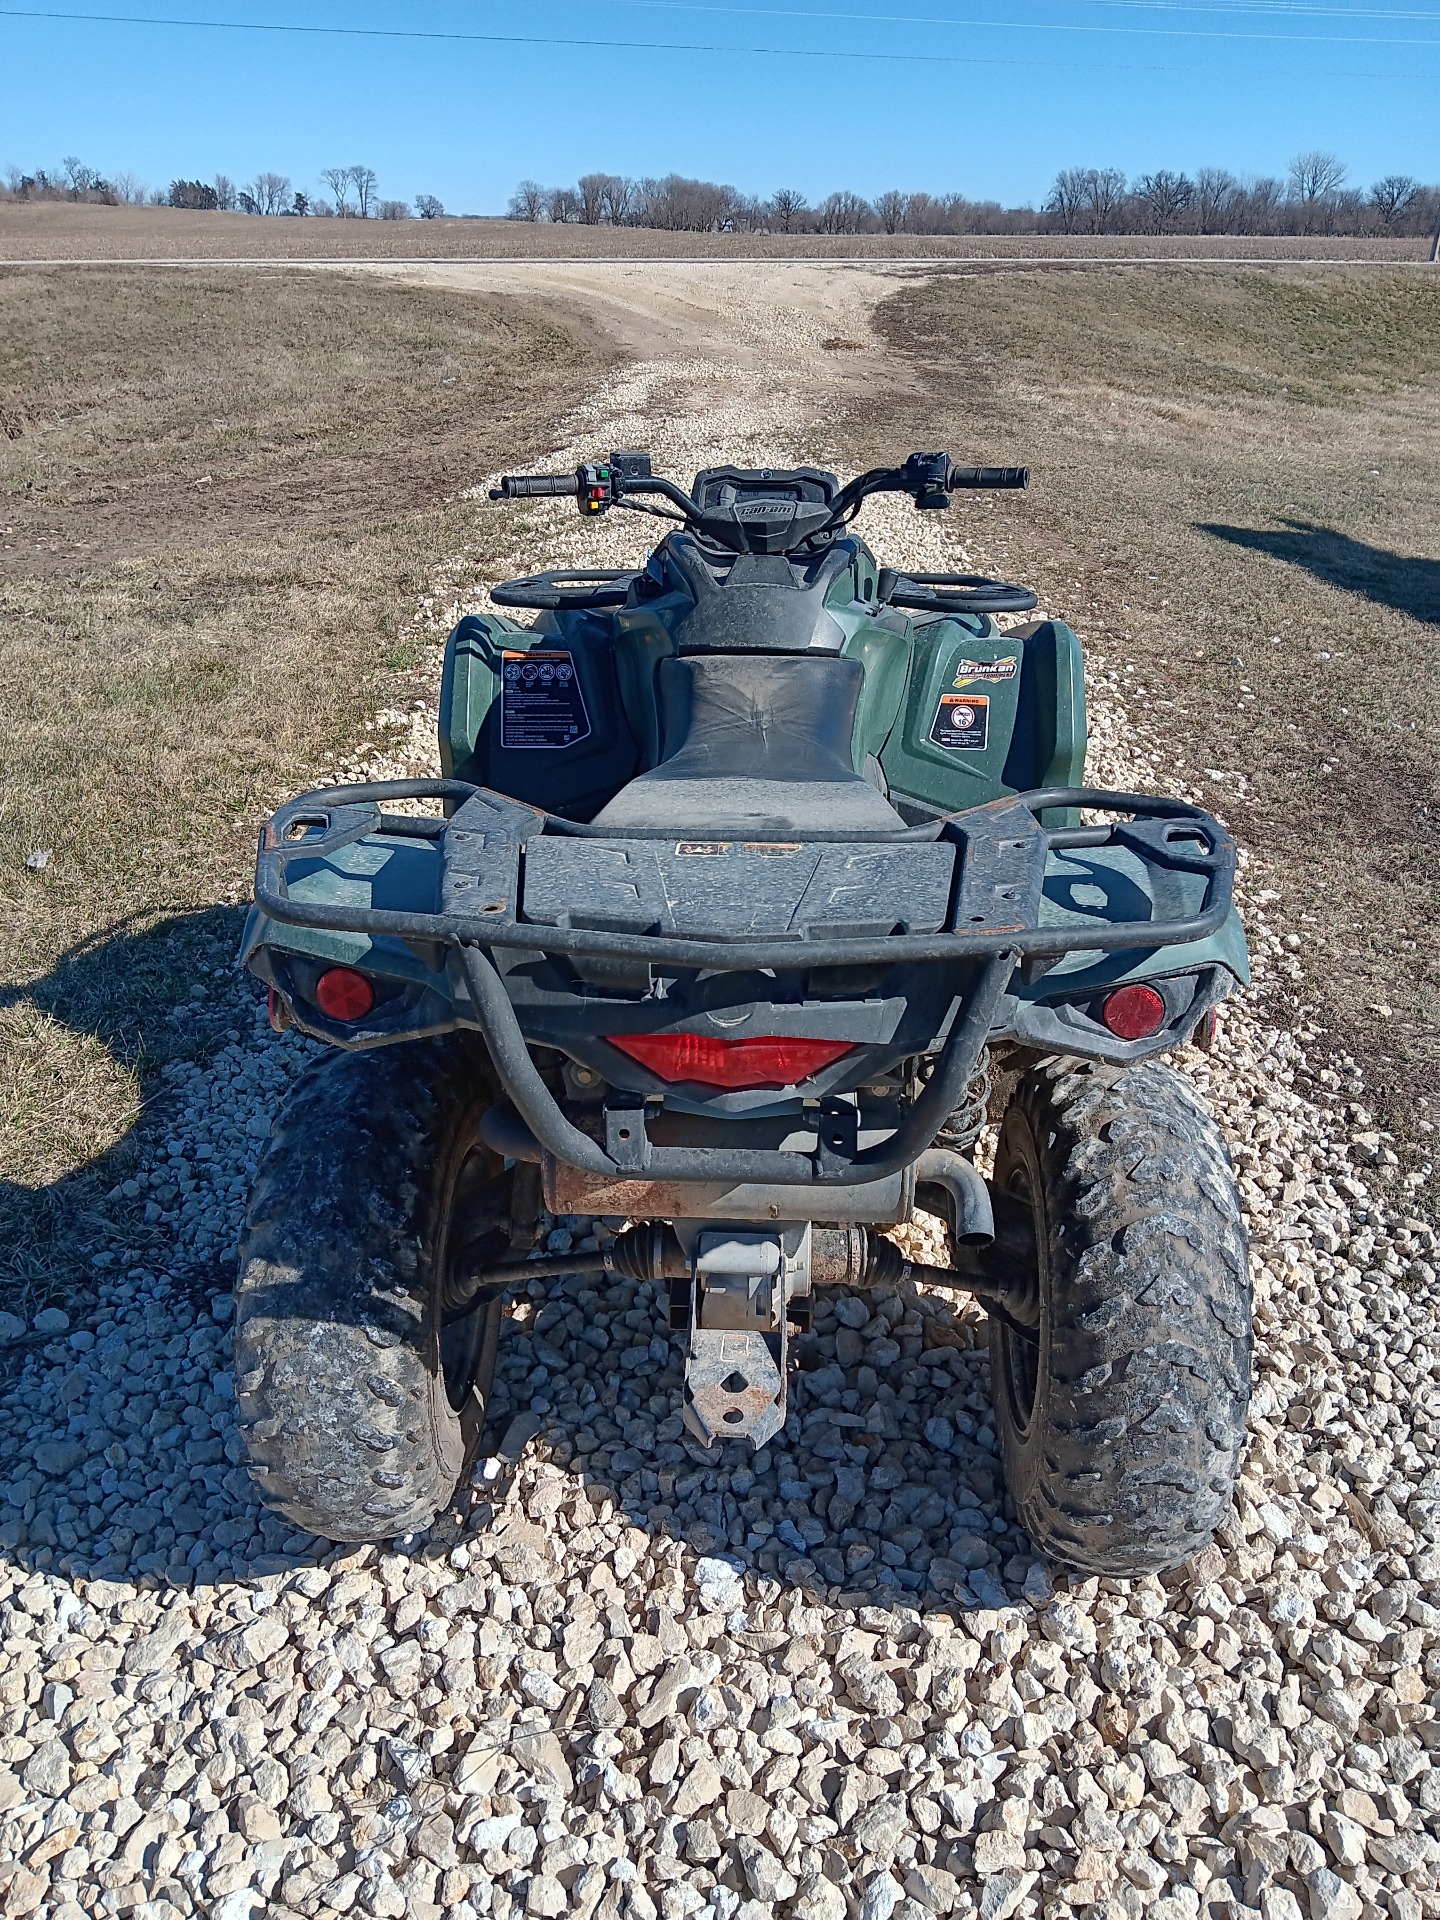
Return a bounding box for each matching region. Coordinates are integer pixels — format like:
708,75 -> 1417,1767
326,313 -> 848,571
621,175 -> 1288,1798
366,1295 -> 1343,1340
1101,984 -> 1167,1041
315,967 -> 375,1022
609,1033 -> 855,1091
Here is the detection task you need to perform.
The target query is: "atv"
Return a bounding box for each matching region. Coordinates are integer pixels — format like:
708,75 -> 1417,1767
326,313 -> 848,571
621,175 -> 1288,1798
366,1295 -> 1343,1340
234,451 -> 1251,1576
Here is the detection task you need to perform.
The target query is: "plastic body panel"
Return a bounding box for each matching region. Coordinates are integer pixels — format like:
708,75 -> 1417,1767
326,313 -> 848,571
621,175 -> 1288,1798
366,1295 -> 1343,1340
879,618 -> 1087,818
439,612 -> 641,821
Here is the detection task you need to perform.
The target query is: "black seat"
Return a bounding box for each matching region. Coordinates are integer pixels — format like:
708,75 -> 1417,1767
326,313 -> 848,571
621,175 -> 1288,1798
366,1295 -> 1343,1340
591,653 -> 904,836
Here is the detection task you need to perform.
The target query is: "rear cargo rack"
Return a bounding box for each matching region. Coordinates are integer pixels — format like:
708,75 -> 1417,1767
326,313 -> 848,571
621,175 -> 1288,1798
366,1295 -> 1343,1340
253,779 -> 1236,968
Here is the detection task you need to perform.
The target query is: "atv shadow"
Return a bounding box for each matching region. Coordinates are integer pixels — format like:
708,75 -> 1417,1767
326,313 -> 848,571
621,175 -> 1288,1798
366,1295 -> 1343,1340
0,902 -> 259,1303
6,1268 -> 1031,1629
1199,517 -> 1440,626
5,912 -> 1036,1622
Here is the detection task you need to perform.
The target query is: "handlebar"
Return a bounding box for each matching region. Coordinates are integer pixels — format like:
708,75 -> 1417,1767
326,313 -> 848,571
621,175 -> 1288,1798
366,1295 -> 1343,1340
488,452 -> 1031,546
948,465 -> 1029,490
490,473 -> 581,499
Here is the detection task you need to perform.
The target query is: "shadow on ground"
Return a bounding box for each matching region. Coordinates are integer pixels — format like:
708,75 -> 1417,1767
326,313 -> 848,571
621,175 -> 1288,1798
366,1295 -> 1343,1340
1199,517 -> 1440,626
4,1269 -> 1029,1630
0,904 -> 252,1307
4,915 -> 1038,1620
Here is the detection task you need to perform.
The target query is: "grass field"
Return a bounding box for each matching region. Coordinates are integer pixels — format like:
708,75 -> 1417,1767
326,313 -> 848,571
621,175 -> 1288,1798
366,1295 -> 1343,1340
0,268 -> 611,1304
875,266 -> 1440,1179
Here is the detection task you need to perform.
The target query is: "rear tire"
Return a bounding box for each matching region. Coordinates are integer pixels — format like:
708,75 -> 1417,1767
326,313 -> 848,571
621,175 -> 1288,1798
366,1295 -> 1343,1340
989,1060 -> 1251,1576
234,1036 -> 511,1543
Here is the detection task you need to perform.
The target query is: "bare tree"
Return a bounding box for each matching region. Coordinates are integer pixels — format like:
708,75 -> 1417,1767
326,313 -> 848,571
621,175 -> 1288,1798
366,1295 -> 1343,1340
1081,167 -> 1126,234
1134,170 -> 1194,234
246,172 -> 291,216
1288,150 -> 1346,231
291,191 -> 310,217
213,174 -> 237,211
547,186 -> 581,223
321,166 -> 352,216
768,188 -> 808,233
415,193 -> 444,219
1045,167 -> 1088,234
378,199 -> 409,220
634,175 -> 737,231
507,179 -> 546,221
1194,167 -> 1238,234
730,195 -> 769,233
576,173 -> 609,224
874,189 -> 909,236
346,165 -> 377,218
817,189 -> 870,235
111,170 -> 147,205
599,175 -> 634,225
1234,175 -> 1285,235
1370,174 -> 1419,229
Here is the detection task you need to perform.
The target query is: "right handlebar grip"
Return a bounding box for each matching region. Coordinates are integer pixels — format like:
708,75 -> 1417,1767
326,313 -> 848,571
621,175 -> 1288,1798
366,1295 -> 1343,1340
948,465 -> 1030,490
491,473 -> 581,499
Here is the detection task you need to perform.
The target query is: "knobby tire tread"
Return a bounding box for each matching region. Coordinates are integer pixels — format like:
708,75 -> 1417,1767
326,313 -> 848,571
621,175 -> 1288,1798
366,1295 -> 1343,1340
991,1059 -> 1252,1576
234,1037 -> 501,1543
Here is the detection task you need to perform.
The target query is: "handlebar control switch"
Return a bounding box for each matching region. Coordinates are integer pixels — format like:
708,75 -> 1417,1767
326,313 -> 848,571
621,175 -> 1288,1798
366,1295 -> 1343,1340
609,449 -> 653,482
576,463 -> 616,517
902,450 -> 954,512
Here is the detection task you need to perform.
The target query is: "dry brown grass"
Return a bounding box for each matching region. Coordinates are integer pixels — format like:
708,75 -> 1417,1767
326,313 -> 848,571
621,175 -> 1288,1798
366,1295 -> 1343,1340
0,267 -> 612,1307
876,266 -> 1440,1181
1,200 -> 1431,261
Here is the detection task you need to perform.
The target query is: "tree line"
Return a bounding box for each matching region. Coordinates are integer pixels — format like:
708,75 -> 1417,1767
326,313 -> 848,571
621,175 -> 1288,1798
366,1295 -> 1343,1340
509,155 -> 1440,242
1,158 -> 445,221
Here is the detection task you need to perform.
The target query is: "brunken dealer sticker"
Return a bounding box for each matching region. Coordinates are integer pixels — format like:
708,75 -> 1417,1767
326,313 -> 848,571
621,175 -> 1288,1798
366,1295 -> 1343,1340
931,692 -> 990,751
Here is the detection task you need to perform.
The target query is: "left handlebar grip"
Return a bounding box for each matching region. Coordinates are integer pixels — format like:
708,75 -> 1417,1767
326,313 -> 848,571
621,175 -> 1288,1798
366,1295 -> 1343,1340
489,473 -> 581,500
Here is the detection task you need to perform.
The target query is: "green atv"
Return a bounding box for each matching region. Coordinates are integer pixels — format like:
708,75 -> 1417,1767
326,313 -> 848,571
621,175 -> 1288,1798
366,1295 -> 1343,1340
235,452 -> 1251,1576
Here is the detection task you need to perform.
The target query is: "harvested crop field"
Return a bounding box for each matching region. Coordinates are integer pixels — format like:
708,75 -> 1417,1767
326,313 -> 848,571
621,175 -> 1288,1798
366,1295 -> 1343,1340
1,201 -> 1433,264
0,261 -> 1437,1920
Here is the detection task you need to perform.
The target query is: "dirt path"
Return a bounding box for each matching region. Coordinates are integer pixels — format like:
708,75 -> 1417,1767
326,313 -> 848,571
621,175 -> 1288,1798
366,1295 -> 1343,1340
349,258 -> 921,443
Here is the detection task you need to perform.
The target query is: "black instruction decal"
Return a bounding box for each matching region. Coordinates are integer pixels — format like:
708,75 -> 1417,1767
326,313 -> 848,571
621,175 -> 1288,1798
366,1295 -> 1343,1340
500,650 -> 591,750
931,692 -> 990,751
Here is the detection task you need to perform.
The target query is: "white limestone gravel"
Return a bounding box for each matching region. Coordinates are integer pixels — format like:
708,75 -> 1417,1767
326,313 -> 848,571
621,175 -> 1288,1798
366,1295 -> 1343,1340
2,283 -> 1438,1920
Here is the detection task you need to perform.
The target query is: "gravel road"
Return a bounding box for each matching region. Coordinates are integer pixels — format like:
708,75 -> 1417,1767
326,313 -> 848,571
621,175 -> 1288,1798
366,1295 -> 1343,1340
2,269 -> 1438,1920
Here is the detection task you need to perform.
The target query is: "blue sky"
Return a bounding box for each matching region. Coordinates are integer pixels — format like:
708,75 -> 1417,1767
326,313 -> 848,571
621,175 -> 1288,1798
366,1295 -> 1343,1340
1,2 -> 1436,211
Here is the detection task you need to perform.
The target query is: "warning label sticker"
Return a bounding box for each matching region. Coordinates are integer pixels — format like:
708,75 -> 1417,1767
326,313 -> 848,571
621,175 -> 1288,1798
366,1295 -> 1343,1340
952,655 -> 1018,687
500,650 -> 591,750
931,693 -> 990,751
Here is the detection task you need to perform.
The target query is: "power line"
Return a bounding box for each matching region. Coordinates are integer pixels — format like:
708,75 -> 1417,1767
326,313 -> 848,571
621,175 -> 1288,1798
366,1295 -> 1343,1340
0,4 -> 1435,77
601,0 -> 1440,44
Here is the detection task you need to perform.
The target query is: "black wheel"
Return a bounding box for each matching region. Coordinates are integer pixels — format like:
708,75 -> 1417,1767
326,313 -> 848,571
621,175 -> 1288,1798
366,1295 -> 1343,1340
234,1036 -> 513,1543
989,1060 -> 1251,1576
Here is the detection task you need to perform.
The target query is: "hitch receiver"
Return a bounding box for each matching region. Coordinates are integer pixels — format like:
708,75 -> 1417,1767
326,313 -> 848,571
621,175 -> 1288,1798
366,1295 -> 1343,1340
683,1229 -> 810,1449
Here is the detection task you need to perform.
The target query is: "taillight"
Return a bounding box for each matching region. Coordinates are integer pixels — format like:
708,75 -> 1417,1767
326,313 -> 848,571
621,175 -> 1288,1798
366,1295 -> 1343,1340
1101,983 -> 1166,1041
315,967 -> 375,1022
609,1033 -> 855,1091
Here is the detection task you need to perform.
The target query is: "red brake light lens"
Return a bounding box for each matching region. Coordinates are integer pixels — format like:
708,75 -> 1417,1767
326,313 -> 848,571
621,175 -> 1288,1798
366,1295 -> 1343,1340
315,967 -> 375,1022
608,1033 -> 855,1091
1101,984 -> 1167,1041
